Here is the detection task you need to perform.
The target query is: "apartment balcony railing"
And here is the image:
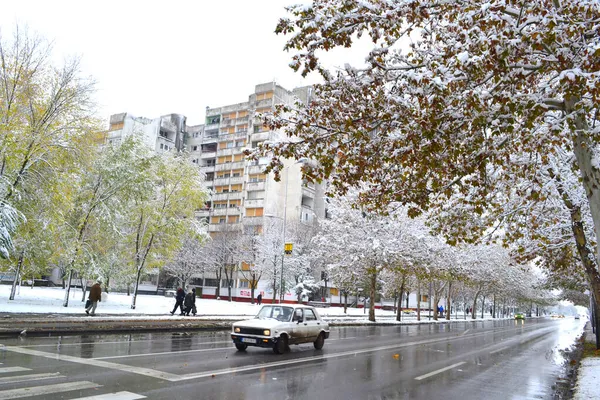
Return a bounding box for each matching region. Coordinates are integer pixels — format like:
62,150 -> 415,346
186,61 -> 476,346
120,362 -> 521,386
243,216 -> 263,226
212,191 -> 243,201
214,161 -> 246,172
208,223 -> 243,232
217,147 -> 246,157
212,176 -> 244,186
250,131 -> 271,142
200,165 -> 216,174
244,199 -> 264,208
205,123 -> 220,131
246,181 -> 265,192
199,151 -> 217,159
247,164 -> 266,175
211,207 -> 241,216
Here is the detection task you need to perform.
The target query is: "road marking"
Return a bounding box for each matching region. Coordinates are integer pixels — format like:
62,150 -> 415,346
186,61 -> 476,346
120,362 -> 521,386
414,362 -> 466,381
94,346 -> 235,360
0,346 -> 179,381
0,372 -> 62,384
71,391 -> 146,400
0,367 -> 30,374
15,338 -> 232,349
169,335 -> 482,382
461,329 -> 470,336
0,380 -> 100,400
489,346 -> 509,355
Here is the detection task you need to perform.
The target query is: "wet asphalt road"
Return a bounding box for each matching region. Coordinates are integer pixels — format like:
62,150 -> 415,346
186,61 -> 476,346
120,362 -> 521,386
0,317 -> 583,400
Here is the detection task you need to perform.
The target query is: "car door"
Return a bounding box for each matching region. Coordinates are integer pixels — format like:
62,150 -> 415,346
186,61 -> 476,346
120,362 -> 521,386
290,308 -> 307,344
303,308 -> 321,341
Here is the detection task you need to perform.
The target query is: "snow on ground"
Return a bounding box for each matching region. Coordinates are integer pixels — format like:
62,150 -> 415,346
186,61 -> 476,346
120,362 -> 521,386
574,357 -> 600,400
0,286 -> 402,319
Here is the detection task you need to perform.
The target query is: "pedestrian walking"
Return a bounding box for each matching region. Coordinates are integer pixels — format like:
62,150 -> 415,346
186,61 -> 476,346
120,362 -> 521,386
257,293 -> 262,305
170,288 -> 185,315
183,288 -> 197,316
440,305 -> 444,316
85,280 -> 102,316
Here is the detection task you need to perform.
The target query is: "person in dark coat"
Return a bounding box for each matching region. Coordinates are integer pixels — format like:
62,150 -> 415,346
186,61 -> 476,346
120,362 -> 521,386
170,288 -> 185,315
85,280 -> 102,316
256,293 -> 262,305
183,288 -> 197,316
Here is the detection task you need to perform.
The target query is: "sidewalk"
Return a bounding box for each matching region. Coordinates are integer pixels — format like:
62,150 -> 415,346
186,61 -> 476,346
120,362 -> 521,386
573,322 -> 600,399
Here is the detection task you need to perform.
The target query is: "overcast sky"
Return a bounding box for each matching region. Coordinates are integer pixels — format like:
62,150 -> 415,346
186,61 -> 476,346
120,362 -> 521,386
0,1 -> 349,126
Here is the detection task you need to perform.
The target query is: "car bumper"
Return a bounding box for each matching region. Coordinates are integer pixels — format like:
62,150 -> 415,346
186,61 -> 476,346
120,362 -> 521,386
231,334 -> 276,348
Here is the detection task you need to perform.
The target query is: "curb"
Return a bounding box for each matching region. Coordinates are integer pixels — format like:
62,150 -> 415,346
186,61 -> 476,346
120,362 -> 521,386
0,316 -> 516,337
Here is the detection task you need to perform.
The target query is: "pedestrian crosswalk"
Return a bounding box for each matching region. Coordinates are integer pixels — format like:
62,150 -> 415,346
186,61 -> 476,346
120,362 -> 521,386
0,364 -> 146,400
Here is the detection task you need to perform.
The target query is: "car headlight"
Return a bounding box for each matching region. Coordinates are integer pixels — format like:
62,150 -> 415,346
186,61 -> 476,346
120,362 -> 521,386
234,327 -> 240,333
263,329 -> 271,336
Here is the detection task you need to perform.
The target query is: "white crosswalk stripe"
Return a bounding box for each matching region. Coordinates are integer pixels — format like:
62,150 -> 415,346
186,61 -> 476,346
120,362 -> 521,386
0,368 -> 30,374
0,381 -> 100,399
0,372 -> 62,384
70,391 -> 146,400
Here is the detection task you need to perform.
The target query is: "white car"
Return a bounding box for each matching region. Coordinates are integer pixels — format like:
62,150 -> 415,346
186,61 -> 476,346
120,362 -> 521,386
231,305 -> 330,354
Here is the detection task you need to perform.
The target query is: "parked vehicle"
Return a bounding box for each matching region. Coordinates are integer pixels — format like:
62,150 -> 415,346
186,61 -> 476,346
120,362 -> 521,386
231,305 -> 330,354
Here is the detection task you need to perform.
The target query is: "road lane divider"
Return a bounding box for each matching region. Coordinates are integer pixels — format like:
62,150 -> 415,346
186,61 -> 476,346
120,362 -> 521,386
0,367 -> 30,374
414,362 -> 466,381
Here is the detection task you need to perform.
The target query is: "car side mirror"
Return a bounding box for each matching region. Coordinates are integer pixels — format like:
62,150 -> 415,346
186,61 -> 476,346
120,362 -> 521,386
297,317 -> 303,324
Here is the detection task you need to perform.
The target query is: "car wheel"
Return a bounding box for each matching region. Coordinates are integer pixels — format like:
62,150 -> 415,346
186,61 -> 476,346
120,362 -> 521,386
314,332 -> 325,350
273,335 -> 287,354
235,343 -> 248,351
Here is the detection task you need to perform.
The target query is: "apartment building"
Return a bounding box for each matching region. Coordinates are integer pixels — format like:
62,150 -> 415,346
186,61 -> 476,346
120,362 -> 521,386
192,82 -> 327,302
106,112 -> 187,153
102,83 -> 327,301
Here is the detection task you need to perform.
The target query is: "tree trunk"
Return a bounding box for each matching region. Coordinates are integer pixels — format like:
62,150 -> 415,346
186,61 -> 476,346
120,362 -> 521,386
344,291 -> 348,314
445,281 -> 452,320
131,266 -> 143,309
493,295 -> 496,318
396,277 -> 406,322
81,277 -> 87,302
104,276 -> 110,293
471,291 -> 481,320
250,282 -> 255,305
405,291 -> 409,309
9,252 -> 23,300
432,298 -> 439,321
63,269 -> 73,307
481,295 -> 485,319
416,281 -> 421,321
368,268 -> 376,322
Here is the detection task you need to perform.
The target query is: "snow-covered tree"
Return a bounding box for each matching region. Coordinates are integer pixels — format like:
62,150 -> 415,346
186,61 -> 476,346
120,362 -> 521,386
164,237 -> 208,289
254,0 -> 600,335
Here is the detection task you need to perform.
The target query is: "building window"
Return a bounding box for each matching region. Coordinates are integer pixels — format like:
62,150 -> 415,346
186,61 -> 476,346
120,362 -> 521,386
204,279 -> 219,287
239,280 -> 250,289
219,218 -> 226,224
192,146 -> 198,151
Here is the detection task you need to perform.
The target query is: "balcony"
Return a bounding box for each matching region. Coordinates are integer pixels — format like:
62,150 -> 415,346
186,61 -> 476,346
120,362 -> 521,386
213,176 -> 244,186
244,199 -> 264,208
211,207 -> 241,216
255,98 -> 273,108
247,164 -> 266,175
205,123 -> 219,131
243,216 -> 264,226
214,161 -> 246,172
220,118 -> 235,127
195,209 -> 211,218
236,117 -> 249,125
200,165 -> 216,174
208,223 -> 243,232
302,187 -> 315,198
250,131 -> 271,142
200,151 -> 217,159
212,191 -> 243,201
217,147 -> 245,157
246,181 -> 265,192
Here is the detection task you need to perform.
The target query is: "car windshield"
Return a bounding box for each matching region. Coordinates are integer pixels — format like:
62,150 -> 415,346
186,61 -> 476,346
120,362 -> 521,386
256,306 -> 294,322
